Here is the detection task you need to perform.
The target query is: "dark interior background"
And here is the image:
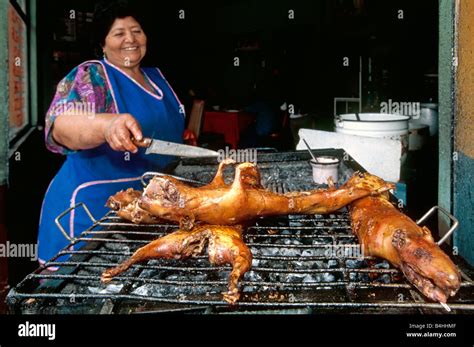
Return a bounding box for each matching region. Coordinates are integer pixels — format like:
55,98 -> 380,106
6,0 -> 439,287
37,0 -> 438,119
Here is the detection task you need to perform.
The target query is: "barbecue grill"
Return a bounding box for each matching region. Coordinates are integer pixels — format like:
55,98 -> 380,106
6,149 -> 474,314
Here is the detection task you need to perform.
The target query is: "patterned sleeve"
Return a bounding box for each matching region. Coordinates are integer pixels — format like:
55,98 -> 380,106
44,62 -> 116,154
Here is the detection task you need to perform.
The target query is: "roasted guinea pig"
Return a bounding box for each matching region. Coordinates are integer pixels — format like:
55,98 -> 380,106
101,224 -> 252,304
347,173 -> 461,303
134,160 -> 393,229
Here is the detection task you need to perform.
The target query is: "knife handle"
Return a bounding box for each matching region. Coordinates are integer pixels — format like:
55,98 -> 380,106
131,137 -> 152,148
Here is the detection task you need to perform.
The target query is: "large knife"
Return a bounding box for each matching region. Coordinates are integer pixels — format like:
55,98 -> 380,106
132,137 -> 220,158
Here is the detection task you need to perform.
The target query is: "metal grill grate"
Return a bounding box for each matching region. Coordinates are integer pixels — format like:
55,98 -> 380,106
7,150 -> 474,314
7,209 -> 474,314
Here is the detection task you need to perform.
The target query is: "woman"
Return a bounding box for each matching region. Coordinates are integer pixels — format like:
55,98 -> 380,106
38,3 -> 184,263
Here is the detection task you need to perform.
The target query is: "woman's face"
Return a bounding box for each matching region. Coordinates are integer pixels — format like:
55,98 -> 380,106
103,16 -> 147,69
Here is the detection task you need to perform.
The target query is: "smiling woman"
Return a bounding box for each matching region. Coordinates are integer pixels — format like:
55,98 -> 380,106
37,1 -> 185,263
95,4 -> 151,92
104,17 -> 147,70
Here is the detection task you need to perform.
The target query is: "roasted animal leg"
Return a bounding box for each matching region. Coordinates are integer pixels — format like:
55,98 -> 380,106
101,225 -> 252,304
207,225 -> 252,304
348,173 -> 461,303
202,158 -> 235,189
101,229 -> 208,281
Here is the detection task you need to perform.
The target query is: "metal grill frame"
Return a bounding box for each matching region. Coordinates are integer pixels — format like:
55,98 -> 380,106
7,150 -> 474,314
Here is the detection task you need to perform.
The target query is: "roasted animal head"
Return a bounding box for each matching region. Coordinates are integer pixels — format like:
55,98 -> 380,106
392,228 -> 461,303
348,175 -> 461,303
344,172 -> 395,195
106,188 -> 142,210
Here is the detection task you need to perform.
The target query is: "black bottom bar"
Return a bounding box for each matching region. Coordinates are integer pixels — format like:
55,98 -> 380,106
0,314 -> 473,345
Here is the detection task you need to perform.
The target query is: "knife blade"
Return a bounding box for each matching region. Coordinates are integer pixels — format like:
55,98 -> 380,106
132,137 -> 220,158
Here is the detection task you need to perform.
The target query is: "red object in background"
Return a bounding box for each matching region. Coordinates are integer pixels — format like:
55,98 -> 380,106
183,129 -> 198,146
202,111 -> 255,149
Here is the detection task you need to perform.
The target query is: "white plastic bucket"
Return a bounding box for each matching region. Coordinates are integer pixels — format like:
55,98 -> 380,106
310,156 -> 340,184
335,113 -> 409,162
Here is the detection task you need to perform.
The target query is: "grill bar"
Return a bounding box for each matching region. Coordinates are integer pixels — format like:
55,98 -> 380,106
56,248 -> 377,261
7,291 -> 474,311
26,273 -> 421,289
41,261 -> 402,274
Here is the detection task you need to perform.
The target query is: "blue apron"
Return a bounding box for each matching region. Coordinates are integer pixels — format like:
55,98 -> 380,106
38,60 -> 184,262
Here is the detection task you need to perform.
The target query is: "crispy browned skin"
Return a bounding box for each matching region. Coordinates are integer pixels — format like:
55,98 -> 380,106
106,188 -> 142,210
101,225 -> 252,304
106,188 -> 163,224
106,160 -> 239,224
347,173 -> 461,303
138,161 -> 394,229
201,158 -> 235,189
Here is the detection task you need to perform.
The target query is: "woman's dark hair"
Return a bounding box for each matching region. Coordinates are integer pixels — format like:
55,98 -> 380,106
92,1 -> 144,56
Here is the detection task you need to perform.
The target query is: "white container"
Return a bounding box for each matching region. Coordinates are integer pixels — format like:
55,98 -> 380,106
335,113 -> 410,163
310,156 -> 340,184
335,113 -> 409,137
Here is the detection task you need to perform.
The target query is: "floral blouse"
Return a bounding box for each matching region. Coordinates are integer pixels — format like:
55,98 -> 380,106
45,61 -> 116,154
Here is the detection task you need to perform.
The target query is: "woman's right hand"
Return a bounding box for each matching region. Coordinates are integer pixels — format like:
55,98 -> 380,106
103,113 -> 143,153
